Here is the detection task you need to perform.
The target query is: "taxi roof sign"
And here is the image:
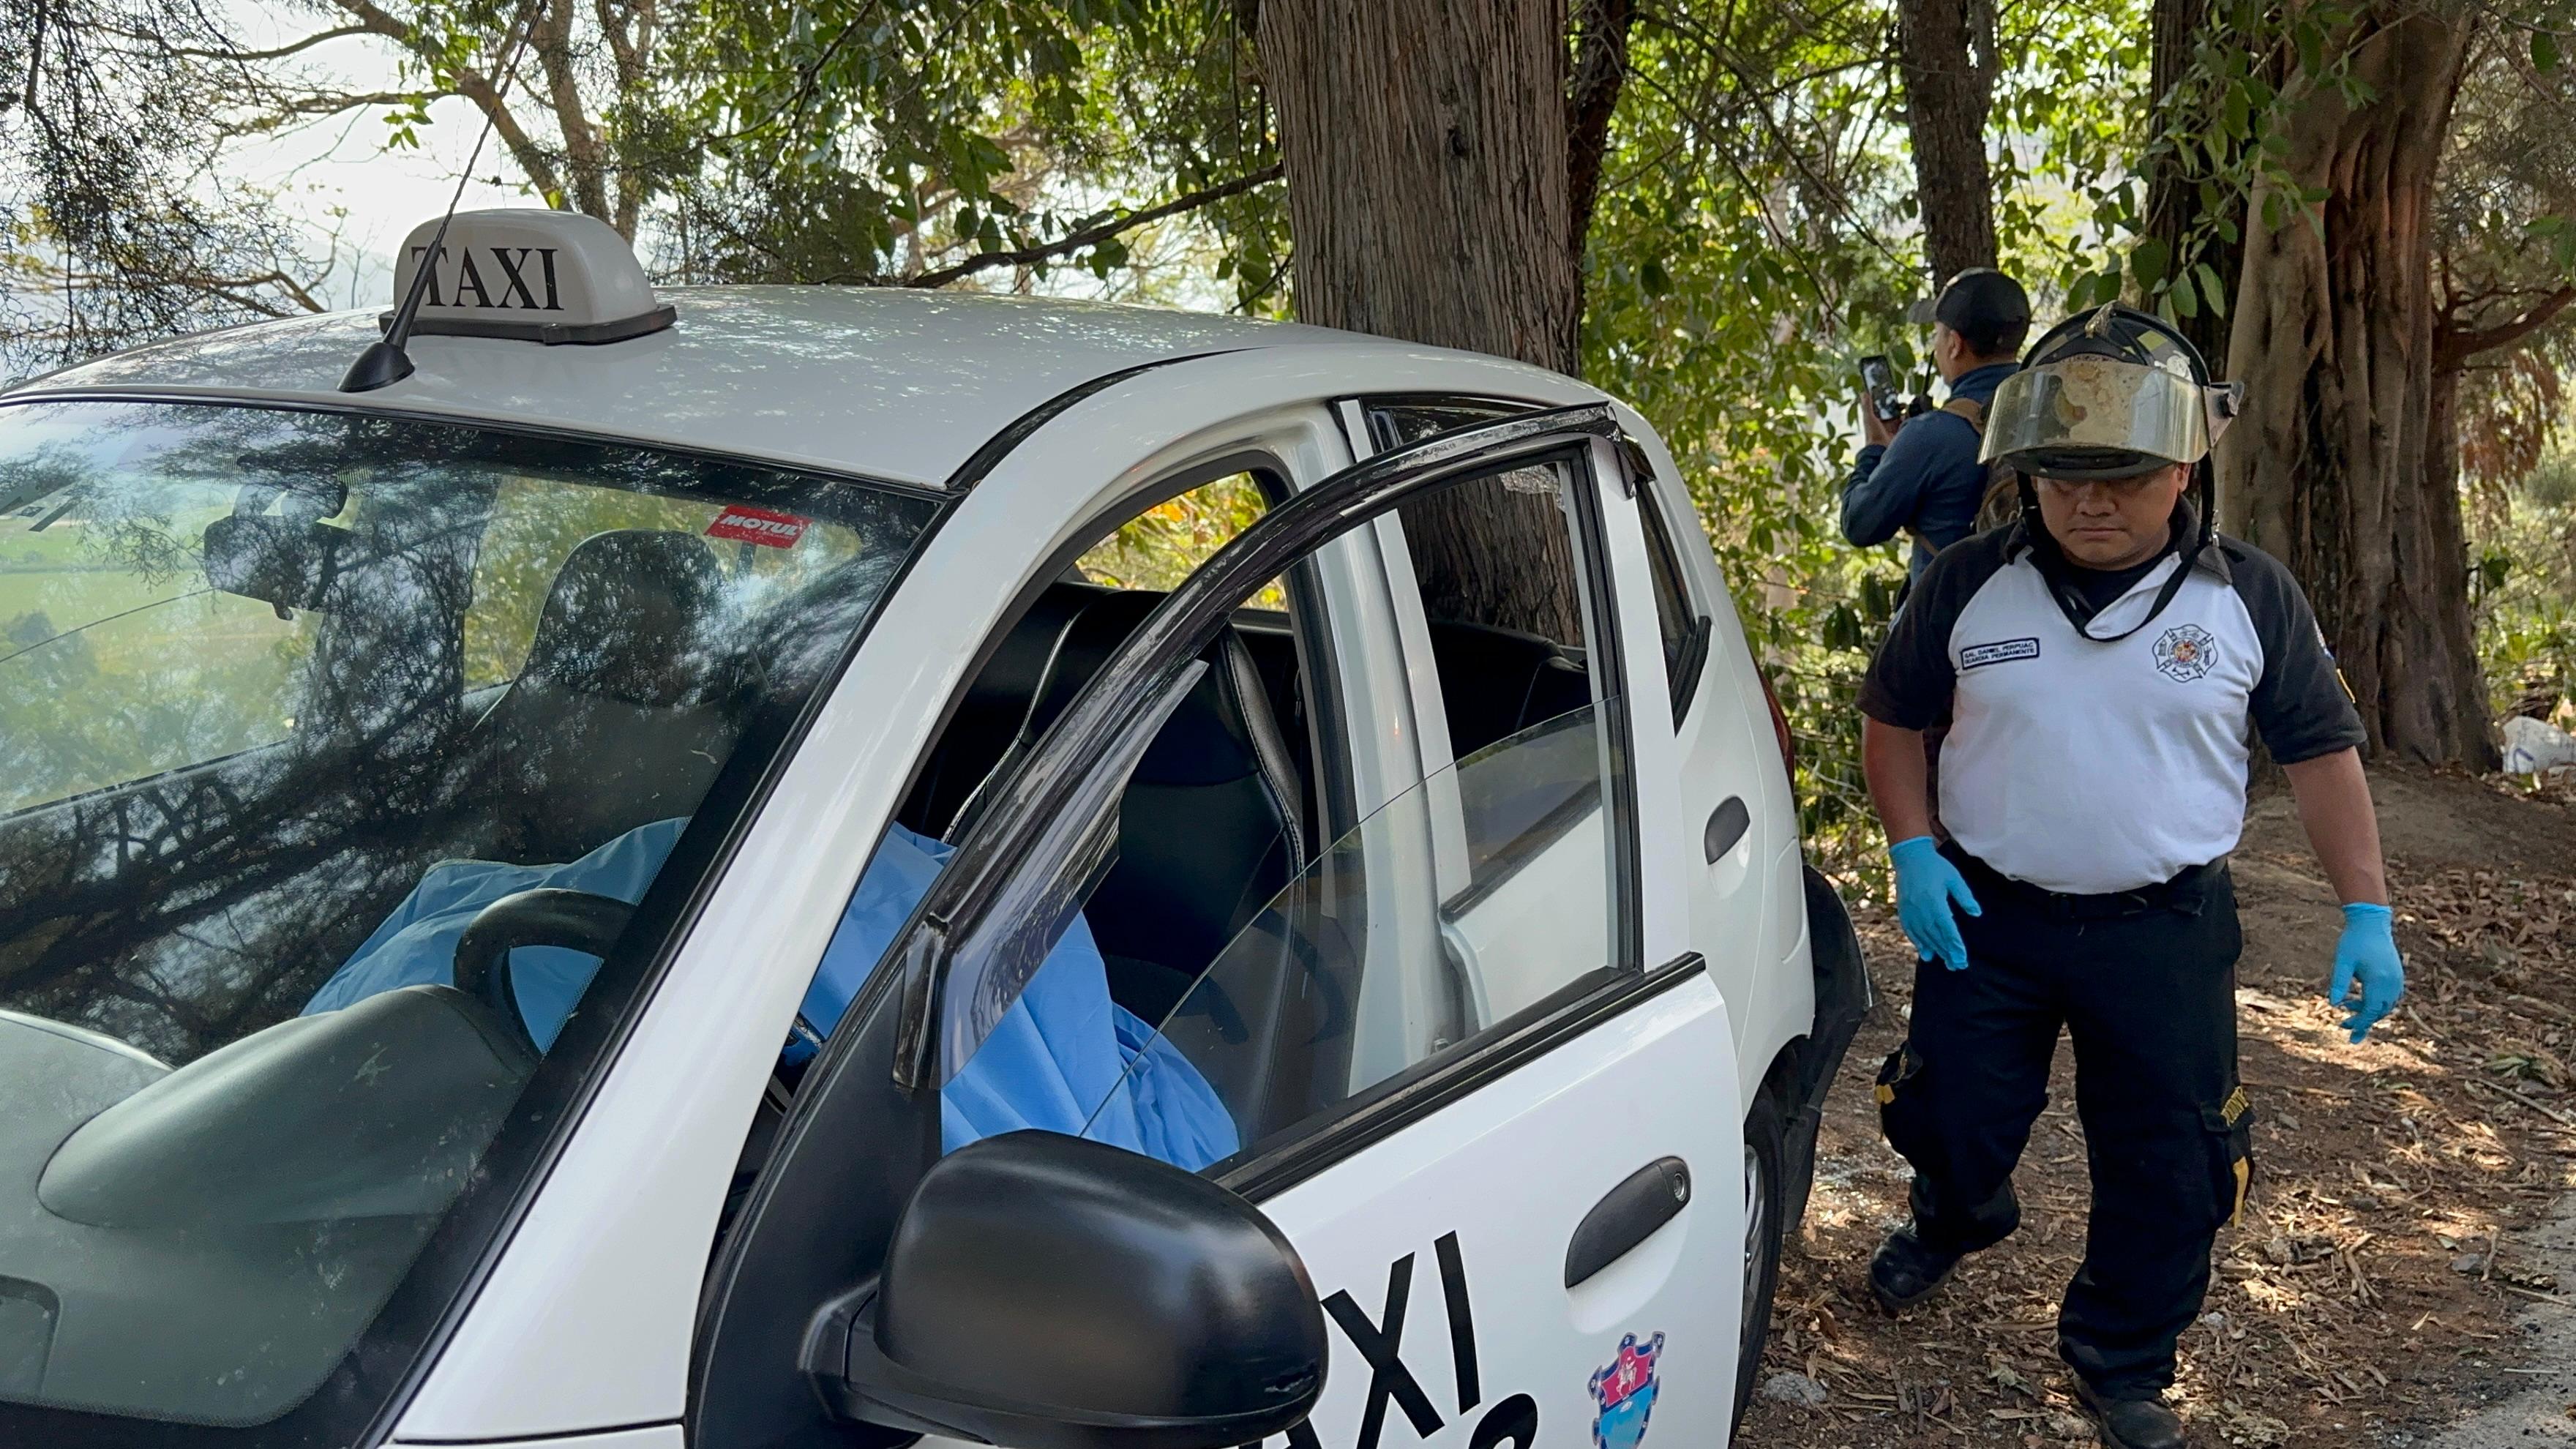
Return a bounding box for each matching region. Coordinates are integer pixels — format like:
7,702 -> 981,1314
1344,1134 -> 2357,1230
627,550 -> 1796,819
383,209 -> 675,346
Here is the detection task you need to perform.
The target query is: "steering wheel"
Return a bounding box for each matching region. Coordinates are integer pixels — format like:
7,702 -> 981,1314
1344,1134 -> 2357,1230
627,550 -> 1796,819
452,889 -> 636,1057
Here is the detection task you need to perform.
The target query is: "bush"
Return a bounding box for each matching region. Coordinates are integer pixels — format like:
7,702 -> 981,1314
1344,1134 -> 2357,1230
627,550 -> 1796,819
2474,488 -> 2576,719
2524,454 -> 2576,512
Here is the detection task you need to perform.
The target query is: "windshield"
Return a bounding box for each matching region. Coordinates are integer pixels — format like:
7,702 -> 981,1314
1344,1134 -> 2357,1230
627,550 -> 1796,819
0,400 -> 937,1431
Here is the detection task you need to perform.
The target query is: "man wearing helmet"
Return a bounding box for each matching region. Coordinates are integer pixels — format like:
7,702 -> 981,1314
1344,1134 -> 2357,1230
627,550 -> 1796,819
1853,304 -> 2405,1449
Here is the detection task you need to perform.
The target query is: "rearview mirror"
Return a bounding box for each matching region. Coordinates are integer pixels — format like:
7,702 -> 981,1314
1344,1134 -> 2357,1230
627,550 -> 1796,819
812,1131 -> 1325,1449
203,512 -> 351,614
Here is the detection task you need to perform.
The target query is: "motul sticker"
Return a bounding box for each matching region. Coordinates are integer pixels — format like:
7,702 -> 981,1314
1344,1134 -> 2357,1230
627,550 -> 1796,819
707,505 -> 807,548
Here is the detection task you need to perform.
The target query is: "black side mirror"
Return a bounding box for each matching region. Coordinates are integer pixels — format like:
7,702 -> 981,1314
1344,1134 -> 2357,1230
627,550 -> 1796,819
812,1131 -> 1325,1449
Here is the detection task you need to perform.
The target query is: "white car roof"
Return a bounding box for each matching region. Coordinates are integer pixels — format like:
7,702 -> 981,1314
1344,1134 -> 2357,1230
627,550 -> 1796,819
6,287 -> 1572,490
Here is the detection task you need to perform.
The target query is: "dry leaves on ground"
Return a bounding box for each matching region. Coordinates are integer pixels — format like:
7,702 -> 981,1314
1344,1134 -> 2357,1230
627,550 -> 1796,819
1737,771 -> 2576,1448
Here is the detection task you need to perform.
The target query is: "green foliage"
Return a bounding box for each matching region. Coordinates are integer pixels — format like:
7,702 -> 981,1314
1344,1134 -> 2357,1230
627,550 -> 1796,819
2526,451 -> 2576,509
1572,0 -> 2178,880
2444,17 -> 2576,504
1076,473 -> 1273,597
1577,11 -> 1926,882
0,0 -> 324,371
2473,473 -> 2576,718
1986,0 -> 2154,310
660,0 -> 1284,304
2026,0 -> 2393,326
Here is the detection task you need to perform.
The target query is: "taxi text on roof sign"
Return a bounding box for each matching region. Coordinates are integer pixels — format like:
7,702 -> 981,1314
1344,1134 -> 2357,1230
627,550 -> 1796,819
383,209 -> 675,347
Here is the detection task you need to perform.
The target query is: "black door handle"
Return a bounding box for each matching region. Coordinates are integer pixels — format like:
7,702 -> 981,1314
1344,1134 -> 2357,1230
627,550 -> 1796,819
1704,795 -> 1750,862
1564,1156 -> 1692,1287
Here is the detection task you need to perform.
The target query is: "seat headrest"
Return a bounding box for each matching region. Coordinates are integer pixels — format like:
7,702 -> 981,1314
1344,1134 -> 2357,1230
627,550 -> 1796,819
520,530 -> 723,706
1022,590 -> 1165,741
1134,634 -> 1275,787
1022,591 -> 1278,791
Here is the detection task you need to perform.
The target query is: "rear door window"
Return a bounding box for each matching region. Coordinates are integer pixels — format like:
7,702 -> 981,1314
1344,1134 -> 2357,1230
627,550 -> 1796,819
1636,487 -> 1714,722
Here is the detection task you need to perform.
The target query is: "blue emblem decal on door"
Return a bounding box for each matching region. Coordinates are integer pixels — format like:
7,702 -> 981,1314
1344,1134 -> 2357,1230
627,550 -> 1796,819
1588,1330 -> 1666,1448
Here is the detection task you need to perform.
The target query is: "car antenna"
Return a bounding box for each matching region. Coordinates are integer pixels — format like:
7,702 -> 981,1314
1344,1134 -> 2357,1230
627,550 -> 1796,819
339,2 -> 547,394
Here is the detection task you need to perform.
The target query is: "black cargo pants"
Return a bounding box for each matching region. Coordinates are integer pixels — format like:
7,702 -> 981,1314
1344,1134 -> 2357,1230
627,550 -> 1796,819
1875,845 -> 2255,1399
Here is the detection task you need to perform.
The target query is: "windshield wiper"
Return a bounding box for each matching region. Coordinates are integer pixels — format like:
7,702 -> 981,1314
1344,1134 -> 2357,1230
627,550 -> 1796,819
0,480 -> 70,517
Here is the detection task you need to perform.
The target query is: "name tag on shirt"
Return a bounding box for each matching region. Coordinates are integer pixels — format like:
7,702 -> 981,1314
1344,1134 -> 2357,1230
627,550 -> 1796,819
1958,637 -> 2040,670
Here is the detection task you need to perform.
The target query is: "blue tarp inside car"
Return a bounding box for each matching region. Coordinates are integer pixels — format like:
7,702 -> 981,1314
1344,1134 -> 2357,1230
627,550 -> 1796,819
303,818 -> 1238,1171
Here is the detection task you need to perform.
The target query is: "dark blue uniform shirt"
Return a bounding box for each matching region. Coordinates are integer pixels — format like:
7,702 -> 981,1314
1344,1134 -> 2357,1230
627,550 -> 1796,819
1841,361 -> 2018,577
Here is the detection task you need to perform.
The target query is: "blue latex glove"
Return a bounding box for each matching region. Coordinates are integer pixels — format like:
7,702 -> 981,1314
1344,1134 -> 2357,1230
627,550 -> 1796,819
2329,902 -> 2405,1044
1889,836 -> 1980,971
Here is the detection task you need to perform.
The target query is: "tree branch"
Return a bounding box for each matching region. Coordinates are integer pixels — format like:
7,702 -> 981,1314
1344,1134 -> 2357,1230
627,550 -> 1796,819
530,0 -> 609,220
2438,285 -> 2576,370
1568,0 -> 1639,257
107,23 -> 372,63
60,267 -> 332,317
904,162 -> 1285,290
236,89 -> 419,124
326,0 -> 569,204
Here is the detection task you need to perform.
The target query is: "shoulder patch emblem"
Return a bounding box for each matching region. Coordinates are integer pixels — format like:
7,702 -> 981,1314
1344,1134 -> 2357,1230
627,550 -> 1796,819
1959,637 -> 2040,670
2154,623 -> 2218,681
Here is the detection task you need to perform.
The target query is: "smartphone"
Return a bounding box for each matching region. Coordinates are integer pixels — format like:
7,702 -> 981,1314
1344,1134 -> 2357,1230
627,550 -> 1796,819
1859,354 -> 1901,422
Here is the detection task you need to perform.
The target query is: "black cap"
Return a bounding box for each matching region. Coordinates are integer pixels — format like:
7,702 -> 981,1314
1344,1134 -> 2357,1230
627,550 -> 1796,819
1920,268 -> 2031,356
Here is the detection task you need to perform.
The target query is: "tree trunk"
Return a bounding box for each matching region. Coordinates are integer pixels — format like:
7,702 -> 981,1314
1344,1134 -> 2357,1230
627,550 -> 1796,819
2142,0 -> 2237,372
1895,0 -> 1999,284
1258,0 -> 1585,641
2218,7 -> 2491,766
2411,360 -> 2498,765
1566,0 -> 1637,261
1257,0 -> 1577,372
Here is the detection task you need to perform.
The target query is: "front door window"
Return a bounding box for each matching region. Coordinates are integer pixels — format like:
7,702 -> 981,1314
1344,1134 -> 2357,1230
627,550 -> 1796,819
905,442 -> 1636,1176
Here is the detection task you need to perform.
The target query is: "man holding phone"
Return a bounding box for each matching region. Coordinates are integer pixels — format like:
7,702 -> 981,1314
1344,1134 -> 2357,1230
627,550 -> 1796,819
1843,268 -> 2032,577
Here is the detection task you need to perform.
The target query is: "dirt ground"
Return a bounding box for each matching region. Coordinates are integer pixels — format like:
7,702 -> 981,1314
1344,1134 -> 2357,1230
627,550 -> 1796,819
1740,767 -> 2576,1448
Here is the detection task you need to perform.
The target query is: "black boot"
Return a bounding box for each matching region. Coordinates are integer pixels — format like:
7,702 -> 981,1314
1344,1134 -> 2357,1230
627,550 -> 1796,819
2075,1378 -> 2188,1449
1867,1225 -> 1959,1313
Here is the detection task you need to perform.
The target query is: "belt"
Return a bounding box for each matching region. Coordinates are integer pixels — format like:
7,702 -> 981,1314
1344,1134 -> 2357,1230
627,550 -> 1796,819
1941,842 -> 2225,921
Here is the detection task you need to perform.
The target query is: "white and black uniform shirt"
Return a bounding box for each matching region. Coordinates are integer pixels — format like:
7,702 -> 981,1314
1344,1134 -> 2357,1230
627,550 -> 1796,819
1860,525 -> 2365,895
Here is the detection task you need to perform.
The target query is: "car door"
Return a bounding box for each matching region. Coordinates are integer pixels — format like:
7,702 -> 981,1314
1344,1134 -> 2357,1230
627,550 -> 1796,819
685,403 -> 1742,1449
1342,399 -> 1793,1104
923,405 -> 1741,1449
1218,416 -> 1738,1449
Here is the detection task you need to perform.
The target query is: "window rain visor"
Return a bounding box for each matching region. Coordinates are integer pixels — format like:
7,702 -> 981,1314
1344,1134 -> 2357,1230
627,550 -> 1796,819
0,400 -> 936,1431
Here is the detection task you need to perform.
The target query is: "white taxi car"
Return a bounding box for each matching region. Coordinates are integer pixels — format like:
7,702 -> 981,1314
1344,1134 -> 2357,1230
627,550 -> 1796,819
0,211 -> 1867,1449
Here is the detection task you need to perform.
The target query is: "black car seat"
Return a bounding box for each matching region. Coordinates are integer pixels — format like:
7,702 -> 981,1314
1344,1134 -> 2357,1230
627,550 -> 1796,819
902,579 -> 1110,839
1422,618 -> 1592,757
1004,590 -> 1309,1024
469,530 -> 737,861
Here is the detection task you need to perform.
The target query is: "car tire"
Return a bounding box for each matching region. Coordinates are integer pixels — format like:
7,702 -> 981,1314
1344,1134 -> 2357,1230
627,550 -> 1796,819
1732,1081 -> 1791,1429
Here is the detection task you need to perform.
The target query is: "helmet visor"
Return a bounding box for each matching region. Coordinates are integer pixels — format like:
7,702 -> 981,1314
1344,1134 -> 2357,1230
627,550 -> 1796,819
1980,355 -> 2211,479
